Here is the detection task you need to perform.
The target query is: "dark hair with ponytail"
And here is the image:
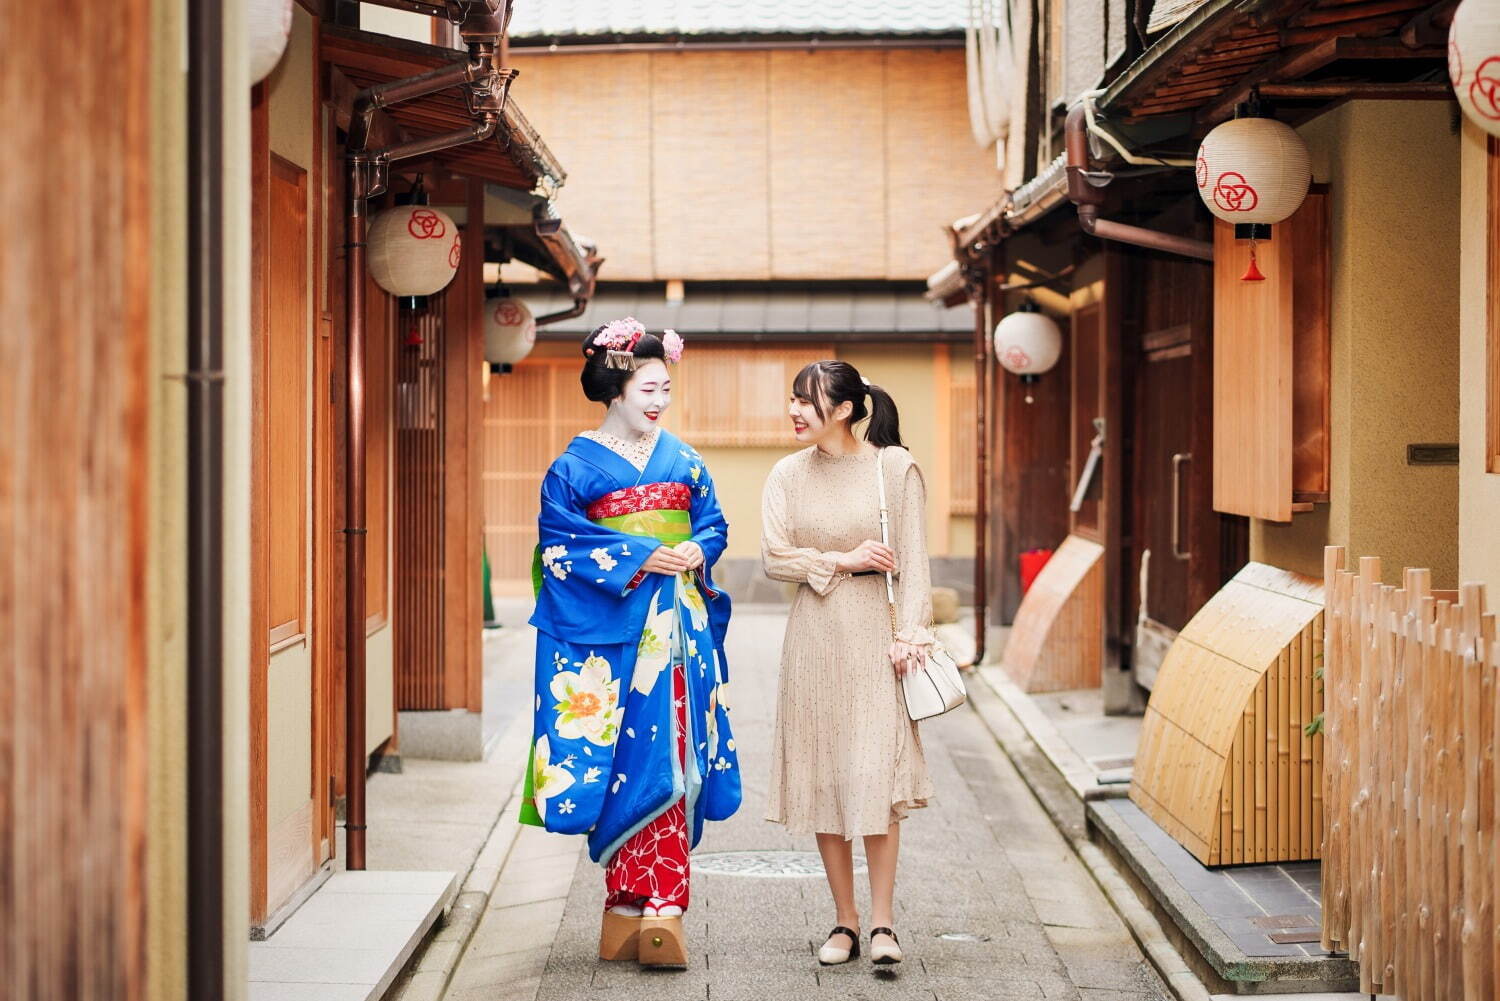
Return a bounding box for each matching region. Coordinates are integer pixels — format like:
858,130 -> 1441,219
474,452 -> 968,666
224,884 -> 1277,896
579,327 -> 667,404
791,360 -> 905,449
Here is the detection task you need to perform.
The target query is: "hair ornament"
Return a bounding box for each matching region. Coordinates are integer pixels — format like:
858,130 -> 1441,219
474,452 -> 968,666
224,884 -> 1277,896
593,316 -> 647,370
861,376 -> 871,387
661,329 -> 684,364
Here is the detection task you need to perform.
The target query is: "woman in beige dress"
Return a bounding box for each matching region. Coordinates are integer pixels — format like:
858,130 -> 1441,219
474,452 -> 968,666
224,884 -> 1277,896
761,359 -> 935,968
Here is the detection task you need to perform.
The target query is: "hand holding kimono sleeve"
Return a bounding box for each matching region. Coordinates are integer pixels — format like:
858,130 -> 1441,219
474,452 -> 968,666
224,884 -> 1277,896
538,468 -> 656,597
760,462 -> 844,596
687,459 -> 729,567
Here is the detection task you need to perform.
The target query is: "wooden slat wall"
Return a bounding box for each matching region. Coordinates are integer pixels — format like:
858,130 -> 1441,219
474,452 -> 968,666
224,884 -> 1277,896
482,360 -> 602,589
1000,534 -> 1106,692
1320,547 -> 1498,999
0,0 -> 151,995
505,48 -> 997,281
394,303 -> 448,709
1131,562 -> 1325,865
950,376 -> 978,516
674,343 -> 830,446
651,51 -> 771,280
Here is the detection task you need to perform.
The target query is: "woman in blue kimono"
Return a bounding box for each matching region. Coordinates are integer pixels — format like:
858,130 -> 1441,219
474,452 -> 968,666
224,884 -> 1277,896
523,318 -> 740,969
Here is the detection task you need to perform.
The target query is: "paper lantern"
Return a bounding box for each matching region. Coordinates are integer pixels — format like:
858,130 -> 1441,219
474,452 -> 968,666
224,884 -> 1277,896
484,295 -> 537,369
1451,0 -> 1500,138
367,205 -> 461,298
994,304 -> 1062,403
249,0 -> 294,85
1195,116 -> 1310,229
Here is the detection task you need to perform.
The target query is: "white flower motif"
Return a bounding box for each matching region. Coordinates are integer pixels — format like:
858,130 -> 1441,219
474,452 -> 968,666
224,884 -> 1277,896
542,545 -> 572,581
531,736 -> 575,821
583,766 -> 602,784
689,465 -> 701,483
557,799 -> 576,815
677,576 -> 709,632
632,592 -> 678,695
550,654 -> 621,746
699,484 -> 709,498
590,547 -> 618,572
551,651 -> 568,672
612,772 -> 628,794
560,754 -> 577,769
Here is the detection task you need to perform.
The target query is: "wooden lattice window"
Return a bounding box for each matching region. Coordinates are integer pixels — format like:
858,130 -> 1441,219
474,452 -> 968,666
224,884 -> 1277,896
672,343 -> 832,446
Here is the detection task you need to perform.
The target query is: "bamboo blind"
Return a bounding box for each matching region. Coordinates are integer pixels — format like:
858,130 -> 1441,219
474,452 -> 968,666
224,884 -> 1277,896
1131,562 -> 1325,866
1001,534 -> 1105,693
673,343 -> 830,447
1320,547 -> 1496,1000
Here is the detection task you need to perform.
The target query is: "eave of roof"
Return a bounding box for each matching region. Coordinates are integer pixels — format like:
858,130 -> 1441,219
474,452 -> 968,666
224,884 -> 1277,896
321,24 -> 566,192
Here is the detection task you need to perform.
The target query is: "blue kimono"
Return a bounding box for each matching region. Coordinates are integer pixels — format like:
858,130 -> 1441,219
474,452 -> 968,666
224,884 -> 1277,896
526,429 -> 741,864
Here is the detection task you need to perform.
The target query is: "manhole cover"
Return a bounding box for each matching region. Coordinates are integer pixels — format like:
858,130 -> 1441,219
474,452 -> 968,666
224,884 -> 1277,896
934,931 -> 991,943
694,851 -> 867,878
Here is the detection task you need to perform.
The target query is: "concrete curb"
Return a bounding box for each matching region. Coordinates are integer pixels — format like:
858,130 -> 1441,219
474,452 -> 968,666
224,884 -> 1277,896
385,740 -> 530,1001
966,667 -> 1211,1001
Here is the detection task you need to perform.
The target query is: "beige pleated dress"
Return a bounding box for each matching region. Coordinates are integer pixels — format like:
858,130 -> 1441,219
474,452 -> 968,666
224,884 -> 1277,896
762,444 -> 935,838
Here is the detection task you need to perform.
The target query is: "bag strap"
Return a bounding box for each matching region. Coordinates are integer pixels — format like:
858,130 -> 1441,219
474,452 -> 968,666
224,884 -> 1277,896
876,448 -> 898,633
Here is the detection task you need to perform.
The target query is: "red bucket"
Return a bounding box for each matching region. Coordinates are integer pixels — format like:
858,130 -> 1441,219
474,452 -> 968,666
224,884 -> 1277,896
1019,548 -> 1053,595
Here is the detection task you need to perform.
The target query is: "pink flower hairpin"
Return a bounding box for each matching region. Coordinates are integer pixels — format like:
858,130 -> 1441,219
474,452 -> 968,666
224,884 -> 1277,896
662,330 -> 684,363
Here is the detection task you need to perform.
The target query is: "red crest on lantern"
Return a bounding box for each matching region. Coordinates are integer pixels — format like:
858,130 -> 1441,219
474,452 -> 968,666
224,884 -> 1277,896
407,209 -> 446,240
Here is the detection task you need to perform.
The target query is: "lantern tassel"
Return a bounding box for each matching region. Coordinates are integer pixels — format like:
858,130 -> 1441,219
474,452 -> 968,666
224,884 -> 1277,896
1240,240 -> 1266,283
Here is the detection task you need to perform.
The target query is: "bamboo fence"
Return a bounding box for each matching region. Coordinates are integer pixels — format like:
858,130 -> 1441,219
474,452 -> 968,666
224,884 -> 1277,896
1320,546 -> 1496,999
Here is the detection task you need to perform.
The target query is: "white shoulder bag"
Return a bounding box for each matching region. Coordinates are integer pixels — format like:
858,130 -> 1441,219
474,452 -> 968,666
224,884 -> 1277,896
876,448 -> 967,722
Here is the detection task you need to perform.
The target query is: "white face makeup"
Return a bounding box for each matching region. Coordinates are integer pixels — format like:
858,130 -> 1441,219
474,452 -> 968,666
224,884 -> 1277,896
611,359 -> 672,436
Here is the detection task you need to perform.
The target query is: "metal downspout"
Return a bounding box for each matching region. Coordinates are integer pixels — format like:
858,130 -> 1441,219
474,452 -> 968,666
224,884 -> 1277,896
1064,105 -> 1213,262
187,0 -> 226,992
342,4 -> 508,871
970,254 -> 992,666
535,298 -> 589,326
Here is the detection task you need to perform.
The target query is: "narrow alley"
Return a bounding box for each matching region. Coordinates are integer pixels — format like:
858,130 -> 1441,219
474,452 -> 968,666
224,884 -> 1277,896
437,609 -> 1169,1001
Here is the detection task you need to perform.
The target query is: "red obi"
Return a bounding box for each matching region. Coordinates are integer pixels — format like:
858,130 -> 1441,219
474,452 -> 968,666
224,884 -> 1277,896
586,482 -> 692,521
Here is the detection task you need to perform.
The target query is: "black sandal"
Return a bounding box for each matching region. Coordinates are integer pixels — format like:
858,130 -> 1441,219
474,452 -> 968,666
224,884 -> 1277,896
818,925 -> 861,965
869,927 -> 903,965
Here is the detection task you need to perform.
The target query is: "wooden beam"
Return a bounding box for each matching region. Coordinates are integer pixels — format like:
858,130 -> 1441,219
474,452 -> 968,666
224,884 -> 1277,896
1196,35 -> 1440,123
1290,0 -> 1429,28
1281,13 -> 1411,45
1258,80 -> 1454,98
325,65 -> 407,150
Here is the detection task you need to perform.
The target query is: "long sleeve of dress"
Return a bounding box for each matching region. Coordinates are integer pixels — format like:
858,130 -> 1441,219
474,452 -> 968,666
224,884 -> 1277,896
761,463 -> 844,596
892,459 -> 935,647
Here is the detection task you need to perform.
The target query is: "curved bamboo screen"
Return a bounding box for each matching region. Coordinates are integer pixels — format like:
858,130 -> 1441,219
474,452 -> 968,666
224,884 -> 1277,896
1320,547 -> 1493,1000
1001,534 -> 1104,693
1131,563 -> 1325,866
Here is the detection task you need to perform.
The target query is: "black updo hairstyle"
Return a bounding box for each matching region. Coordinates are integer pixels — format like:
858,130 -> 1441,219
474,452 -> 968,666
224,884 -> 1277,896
579,326 -> 667,404
791,359 -> 905,449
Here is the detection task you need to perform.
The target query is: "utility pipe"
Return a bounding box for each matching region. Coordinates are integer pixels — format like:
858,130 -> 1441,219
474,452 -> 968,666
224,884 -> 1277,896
1064,104 -> 1214,262
342,6 -> 508,871
535,297 -> 590,326
187,0 -> 225,990
971,255 -> 991,665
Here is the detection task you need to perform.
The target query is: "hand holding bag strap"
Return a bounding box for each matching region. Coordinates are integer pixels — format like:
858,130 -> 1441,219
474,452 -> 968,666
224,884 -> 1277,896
877,447 -> 968,722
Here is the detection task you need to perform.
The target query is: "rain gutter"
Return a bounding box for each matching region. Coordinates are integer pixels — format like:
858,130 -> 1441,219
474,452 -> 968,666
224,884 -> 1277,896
187,0 -> 225,994
509,38 -> 966,54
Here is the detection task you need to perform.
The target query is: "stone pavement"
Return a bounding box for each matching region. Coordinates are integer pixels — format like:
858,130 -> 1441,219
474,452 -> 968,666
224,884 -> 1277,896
443,608 -> 1171,1001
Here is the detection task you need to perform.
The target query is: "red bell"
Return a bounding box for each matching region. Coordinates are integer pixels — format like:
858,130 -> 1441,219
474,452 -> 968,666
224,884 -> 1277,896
1240,242 -> 1266,283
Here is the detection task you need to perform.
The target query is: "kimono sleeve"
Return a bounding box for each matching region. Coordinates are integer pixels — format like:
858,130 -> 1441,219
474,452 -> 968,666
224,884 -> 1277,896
538,467 -> 656,597
686,457 -> 729,567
